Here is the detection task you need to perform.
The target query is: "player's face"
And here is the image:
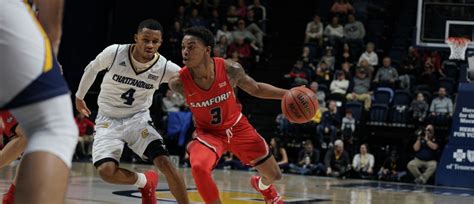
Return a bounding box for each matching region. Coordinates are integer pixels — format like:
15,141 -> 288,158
134,28 -> 162,60
182,35 -> 210,67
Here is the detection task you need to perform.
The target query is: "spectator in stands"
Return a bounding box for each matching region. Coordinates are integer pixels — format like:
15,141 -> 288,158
232,19 -> 262,50
226,5 -> 240,29
310,81 -> 326,109
358,58 -> 374,78
175,5 -> 187,26
424,56 -> 446,79
401,46 -> 421,76
344,14 -> 365,48
407,124 -> 438,184
423,50 -> 442,73
229,51 -> 240,63
341,62 -> 353,80
352,143 -> 374,179
227,36 -> 252,64
285,60 -> 309,86
236,0 -> 248,18
248,0 -> 267,30
329,70 -> 349,101
324,17 -> 344,48
75,112 -> 94,160
187,8 -> 207,28
358,42 -> 378,67
322,47 -> 336,71
215,35 -> 229,58
330,0 -> 354,21
300,46 -> 316,71
290,140 -> 324,175
315,61 -> 332,86
341,109 -> 355,141
419,57 -> 438,87
216,24 -> 232,44
341,43 -> 352,63
270,137 -> 289,170
325,139 -> 351,178
305,15 -> 324,45
208,9 -> 222,34
410,92 -> 429,125
378,150 -> 406,181
317,101 -> 341,147
167,21 -> 184,62
373,57 -> 398,88
162,89 -> 185,113
275,113 -> 290,135
428,87 -> 453,125
346,68 -> 371,110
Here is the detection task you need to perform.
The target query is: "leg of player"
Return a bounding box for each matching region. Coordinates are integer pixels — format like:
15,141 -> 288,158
96,161 -> 158,204
0,127 -> 27,168
12,95 -> 78,204
189,142 -> 221,204
1,127 -> 27,204
2,161 -> 21,204
152,155 -> 189,203
252,156 -> 283,204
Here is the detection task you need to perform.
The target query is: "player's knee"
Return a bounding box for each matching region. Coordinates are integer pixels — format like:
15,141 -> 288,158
97,163 -> 118,182
191,161 -> 211,177
153,156 -> 173,172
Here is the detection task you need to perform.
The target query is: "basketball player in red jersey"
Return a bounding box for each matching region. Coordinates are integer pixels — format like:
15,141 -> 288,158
0,111 -> 27,204
169,27 -> 288,204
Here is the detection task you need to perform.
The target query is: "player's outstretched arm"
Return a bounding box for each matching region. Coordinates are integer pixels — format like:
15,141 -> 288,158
168,73 -> 185,97
34,0 -> 64,55
75,45 -> 118,117
225,60 -> 288,100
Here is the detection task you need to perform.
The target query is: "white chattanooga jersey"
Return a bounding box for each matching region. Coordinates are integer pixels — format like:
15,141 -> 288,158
76,44 -> 180,118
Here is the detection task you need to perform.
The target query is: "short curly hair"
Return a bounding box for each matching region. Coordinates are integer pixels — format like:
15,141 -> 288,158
184,26 -> 215,50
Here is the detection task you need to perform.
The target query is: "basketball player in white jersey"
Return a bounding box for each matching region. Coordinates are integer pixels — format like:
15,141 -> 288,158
75,19 -> 189,204
0,0 -> 79,203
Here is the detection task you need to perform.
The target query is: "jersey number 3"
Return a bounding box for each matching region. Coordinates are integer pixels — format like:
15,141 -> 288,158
210,107 -> 222,125
121,88 -> 136,105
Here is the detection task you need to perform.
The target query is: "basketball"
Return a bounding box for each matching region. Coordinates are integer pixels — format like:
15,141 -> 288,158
281,87 -> 319,123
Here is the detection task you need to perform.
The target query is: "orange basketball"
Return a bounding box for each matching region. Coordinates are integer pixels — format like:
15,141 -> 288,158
281,87 -> 319,123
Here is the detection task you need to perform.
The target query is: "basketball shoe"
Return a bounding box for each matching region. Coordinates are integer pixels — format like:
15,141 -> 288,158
250,176 -> 283,204
140,170 -> 158,204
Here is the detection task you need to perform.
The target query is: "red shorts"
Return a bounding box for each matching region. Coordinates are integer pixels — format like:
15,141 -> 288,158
188,115 -> 269,166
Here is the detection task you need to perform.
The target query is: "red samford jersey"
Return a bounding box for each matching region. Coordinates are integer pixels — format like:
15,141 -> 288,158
0,111 -> 18,138
180,57 -> 242,131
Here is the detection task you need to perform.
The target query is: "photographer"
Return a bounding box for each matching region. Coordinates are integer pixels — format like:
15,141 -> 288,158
407,124 -> 438,184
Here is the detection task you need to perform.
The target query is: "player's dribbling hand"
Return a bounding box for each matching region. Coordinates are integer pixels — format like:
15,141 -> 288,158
75,98 -> 91,117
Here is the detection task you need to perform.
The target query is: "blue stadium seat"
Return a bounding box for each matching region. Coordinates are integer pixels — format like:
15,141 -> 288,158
368,104 -> 389,126
373,88 -> 392,105
393,90 -> 411,106
390,105 -> 410,127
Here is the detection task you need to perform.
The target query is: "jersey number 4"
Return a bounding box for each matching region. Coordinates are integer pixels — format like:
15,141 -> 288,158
121,88 -> 136,105
210,107 -> 222,125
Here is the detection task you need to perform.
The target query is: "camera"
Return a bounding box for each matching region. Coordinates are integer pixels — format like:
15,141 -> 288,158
415,128 -> 426,138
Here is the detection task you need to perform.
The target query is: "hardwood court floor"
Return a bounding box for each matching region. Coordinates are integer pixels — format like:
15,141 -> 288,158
1,162 -> 473,204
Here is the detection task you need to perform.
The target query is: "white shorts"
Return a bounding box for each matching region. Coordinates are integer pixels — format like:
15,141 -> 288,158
92,110 -> 168,166
0,0 -> 76,167
0,0 -> 69,109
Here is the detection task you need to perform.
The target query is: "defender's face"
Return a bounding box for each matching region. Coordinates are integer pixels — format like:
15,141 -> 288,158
135,28 -> 162,60
182,35 -> 209,67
